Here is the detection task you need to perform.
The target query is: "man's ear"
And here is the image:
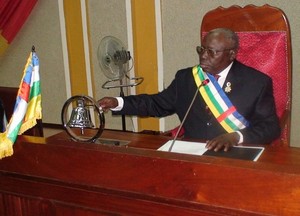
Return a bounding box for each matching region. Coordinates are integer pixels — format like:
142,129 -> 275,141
229,50 -> 237,61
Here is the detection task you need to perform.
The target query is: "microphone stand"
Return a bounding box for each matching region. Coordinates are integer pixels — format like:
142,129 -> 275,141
168,79 -> 209,152
119,79 -> 126,131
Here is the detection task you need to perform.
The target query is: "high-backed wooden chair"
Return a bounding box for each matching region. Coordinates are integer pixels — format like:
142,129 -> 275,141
0,86 -> 43,137
201,4 -> 292,146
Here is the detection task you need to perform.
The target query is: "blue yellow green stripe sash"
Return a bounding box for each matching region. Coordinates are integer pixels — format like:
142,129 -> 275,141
193,65 -> 249,132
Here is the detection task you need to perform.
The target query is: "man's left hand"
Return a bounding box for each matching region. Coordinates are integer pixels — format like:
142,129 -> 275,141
205,132 -> 240,152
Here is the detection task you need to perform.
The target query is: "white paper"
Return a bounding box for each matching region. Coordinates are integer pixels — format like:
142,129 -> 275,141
158,140 -> 207,156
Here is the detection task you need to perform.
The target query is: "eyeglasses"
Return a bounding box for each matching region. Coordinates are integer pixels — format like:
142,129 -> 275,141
196,46 -> 232,57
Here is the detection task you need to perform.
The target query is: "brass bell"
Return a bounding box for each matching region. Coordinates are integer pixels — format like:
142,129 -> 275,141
67,99 -> 94,129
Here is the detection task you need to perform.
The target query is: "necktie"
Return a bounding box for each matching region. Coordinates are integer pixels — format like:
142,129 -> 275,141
214,74 -> 220,81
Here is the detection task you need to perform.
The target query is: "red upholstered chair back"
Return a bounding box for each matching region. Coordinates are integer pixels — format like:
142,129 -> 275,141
201,5 -> 292,145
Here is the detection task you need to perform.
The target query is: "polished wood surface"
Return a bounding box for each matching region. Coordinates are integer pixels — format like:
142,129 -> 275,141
201,4 -> 290,31
201,4 -> 292,146
1,130 -> 300,215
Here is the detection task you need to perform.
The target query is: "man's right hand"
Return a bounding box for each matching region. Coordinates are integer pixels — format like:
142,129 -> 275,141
97,97 -> 118,112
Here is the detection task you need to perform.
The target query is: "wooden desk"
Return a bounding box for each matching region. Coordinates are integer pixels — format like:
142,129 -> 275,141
1,130 -> 300,215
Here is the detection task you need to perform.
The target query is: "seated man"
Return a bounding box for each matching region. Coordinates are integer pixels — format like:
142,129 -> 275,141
98,28 -> 280,152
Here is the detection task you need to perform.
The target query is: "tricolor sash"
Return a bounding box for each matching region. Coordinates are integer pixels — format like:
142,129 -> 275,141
193,65 -> 249,132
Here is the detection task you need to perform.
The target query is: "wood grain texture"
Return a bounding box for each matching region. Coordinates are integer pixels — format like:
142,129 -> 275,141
0,130 -> 300,215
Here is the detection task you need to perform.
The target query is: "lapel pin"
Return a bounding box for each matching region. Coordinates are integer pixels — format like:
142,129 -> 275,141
225,82 -> 232,93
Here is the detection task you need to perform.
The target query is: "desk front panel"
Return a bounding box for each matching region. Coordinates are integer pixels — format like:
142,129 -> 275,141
0,130 -> 300,215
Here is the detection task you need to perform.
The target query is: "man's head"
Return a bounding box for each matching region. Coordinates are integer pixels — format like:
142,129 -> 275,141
197,28 -> 239,74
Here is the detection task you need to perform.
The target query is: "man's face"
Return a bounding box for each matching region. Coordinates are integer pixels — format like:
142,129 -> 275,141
198,32 -> 236,74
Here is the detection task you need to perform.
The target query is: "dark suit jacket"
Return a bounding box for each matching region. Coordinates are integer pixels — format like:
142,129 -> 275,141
115,60 -> 281,144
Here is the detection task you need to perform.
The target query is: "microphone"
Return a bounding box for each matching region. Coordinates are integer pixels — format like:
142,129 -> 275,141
168,79 -> 209,152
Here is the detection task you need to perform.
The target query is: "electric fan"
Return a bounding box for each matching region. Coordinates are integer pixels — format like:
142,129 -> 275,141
97,36 -> 143,89
97,36 -> 143,131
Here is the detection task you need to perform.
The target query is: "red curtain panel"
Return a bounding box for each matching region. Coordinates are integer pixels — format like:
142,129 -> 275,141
0,0 -> 38,55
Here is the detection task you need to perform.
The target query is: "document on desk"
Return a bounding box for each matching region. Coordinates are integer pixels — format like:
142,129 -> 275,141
158,140 -> 264,162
